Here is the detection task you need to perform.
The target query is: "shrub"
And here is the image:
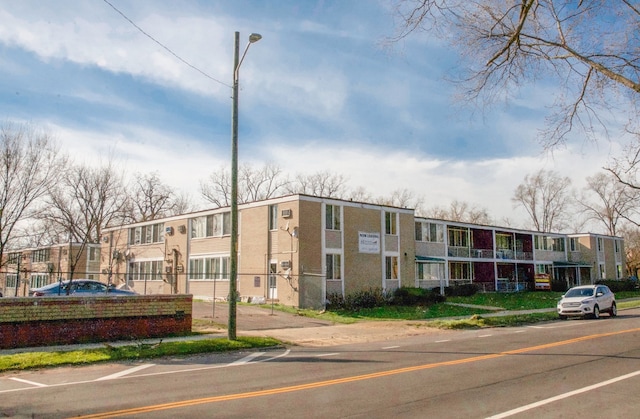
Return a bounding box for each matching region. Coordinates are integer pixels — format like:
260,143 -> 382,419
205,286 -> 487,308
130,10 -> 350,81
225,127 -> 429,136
550,279 -> 568,292
596,279 -> 637,292
444,283 -> 478,297
392,287 -> 445,306
326,288 -> 390,311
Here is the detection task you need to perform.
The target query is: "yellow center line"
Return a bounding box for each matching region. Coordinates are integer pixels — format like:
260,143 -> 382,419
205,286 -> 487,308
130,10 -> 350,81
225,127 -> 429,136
75,327 -> 640,418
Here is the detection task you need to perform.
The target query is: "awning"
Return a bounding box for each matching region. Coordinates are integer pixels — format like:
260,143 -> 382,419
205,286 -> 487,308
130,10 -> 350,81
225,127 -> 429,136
552,261 -> 592,268
415,255 -> 445,262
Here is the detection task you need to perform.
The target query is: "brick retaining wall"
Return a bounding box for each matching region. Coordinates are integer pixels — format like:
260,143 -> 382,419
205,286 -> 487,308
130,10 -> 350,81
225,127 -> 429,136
0,294 -> 192,349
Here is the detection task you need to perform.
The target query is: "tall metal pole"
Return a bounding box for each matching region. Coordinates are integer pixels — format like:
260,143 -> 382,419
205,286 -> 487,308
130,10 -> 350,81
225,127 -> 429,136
229,31 -> 240,340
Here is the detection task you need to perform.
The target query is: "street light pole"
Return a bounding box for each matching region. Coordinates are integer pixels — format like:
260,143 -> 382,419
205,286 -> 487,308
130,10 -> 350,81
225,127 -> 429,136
229,31 -> 261,340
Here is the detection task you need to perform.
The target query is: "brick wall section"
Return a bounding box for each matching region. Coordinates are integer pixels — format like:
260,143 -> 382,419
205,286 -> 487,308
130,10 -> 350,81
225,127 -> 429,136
0,295 -> 192,349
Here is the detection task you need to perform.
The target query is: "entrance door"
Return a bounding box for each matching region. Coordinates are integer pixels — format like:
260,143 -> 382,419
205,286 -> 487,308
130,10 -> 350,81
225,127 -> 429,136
268,262 -> 277,300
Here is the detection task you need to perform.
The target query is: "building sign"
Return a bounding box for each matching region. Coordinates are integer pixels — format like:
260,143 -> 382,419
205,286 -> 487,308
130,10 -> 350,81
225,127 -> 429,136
359,232 -> 380,254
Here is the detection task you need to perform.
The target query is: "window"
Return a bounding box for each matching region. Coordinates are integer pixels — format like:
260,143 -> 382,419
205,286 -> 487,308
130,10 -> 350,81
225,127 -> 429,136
30,274 -> 49,289
129,223 -> 165,245
597,237 -> 604,252
617,264 -> 623,279
6,274 -> 18,288
128,260 -> 164,281
191,213 -> 230,239
599,263 -> 606,279
385,212 -> 397,235
450,262 -> 471,280
88,247 -> 99,262
534,236 -> 565,251
448,228 -> 468,247
417,263 -> 442,280
385,256 -> 398,280
415,222 -> 443,242
189,256 -> 230,280
326,205 -> 341,230
615,240 -> 621,253
495,234 -> 512,250
536,264 -> 550,275
570,238 -> 578,252
31,248 -> 50,263
326,254 -> 341,280
7,252 -> 21,264
269,204 -> 278,230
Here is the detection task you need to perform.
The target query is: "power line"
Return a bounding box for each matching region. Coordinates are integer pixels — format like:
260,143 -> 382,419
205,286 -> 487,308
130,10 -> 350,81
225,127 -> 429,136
101,0 -> 231,89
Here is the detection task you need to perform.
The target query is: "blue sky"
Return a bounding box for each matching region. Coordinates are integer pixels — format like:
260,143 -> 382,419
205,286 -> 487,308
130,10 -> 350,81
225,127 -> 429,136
0,0 -> 621,228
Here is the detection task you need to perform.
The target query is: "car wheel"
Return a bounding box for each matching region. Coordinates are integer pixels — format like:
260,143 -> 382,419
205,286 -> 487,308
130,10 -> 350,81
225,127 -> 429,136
609,302 -> 617,317
592,305 -> 600,319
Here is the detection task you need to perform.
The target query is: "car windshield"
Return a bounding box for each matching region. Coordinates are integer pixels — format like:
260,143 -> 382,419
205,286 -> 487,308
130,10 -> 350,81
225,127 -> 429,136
565,288 -> 593,298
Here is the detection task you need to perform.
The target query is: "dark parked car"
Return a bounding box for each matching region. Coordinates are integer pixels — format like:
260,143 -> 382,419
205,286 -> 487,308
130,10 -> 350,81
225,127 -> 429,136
29,280 -> 137,297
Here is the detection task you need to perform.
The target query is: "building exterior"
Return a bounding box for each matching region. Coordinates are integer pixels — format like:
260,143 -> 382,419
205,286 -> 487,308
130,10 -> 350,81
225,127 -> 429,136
0,243 -> 102,297
98,194 -> 414,309
415,218 -> 625,293
0,195 -> 627,306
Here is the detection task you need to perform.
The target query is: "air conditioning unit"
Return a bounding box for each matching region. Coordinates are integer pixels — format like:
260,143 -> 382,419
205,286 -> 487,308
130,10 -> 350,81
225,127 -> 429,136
280,260 -> 292,269
165,226 -> 174,236
281,209 -> 292,218
165,266 -> 173,273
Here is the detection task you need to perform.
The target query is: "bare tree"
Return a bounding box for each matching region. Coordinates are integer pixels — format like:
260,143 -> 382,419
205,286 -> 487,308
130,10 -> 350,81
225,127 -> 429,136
200,163 -> 289,206
512,169 -> 572,232
41,160 -> 129,280
286,171 -> 349,198
375,188 -> 426,213
619,224 -> 640,278
127,172 -> 195,222
577,172 -> 637,235
0,122 -> 65,267
389,1 -> 640,148
425,199 -> 491,224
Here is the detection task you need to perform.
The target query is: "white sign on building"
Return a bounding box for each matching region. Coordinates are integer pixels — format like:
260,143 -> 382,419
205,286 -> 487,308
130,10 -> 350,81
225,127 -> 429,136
359,232 -> 380,254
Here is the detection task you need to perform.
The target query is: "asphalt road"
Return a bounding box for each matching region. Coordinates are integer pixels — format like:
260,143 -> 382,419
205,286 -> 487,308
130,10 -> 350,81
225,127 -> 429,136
2,308 -> 639,418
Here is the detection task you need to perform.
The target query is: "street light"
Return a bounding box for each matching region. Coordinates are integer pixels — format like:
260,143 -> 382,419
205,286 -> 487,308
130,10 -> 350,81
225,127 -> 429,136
229,31 -> 261,340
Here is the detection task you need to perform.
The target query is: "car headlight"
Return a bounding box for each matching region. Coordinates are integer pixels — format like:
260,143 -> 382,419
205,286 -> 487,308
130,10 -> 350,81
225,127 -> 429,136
581,298 -> 593,305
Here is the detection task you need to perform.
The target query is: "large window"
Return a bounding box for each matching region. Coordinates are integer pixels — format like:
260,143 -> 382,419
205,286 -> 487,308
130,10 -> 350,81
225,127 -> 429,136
129,260 -> 164,281
448,228 -> 468,247
129,223 -> 165,245
191,213 -> 230,239
450,262 -> 470,280
417,263 -> 442,280
6,274 -> 18,288
189,256 -> 229,280
385,212 -> 397,235
326,254 -> 341,280
326,204 -> 341,230
31,248 -> 50,263
385,256 -> 398,280
30,274 -> 49,289
415,222 -> 443,242
570,237 -> 578,252
534,235 -> 565,251
495,233 -> 512,250
7,252 -> 21,264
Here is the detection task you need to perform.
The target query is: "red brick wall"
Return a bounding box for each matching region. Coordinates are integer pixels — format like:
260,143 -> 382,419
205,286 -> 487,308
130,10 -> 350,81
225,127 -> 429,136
0,295 -> 192,349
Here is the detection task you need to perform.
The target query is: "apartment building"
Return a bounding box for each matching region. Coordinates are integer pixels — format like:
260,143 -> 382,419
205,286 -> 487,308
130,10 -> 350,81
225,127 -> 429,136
0,243 -> 102,297
1,195 -> 626,306
99,195 -> 414,309
415,217 -> 625,293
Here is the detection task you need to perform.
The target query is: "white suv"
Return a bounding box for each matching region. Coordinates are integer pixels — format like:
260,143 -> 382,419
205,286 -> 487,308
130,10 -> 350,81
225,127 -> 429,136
557,285 -> 617,320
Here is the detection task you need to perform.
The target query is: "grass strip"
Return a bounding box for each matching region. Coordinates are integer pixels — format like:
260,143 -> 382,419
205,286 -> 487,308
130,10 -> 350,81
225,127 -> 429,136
0,336 -> 281,373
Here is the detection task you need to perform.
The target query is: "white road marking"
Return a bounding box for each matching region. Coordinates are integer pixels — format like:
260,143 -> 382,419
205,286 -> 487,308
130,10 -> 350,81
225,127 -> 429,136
315,353 -> 339,357
9,377 -> 48,387
479,334 -> 493,338
514,330 -> 525,333
95,364 -> 155,381
435,340 -> 451,343
382,346 -> 400,349
486,369 -> 640,419
230,352 -> 265,365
